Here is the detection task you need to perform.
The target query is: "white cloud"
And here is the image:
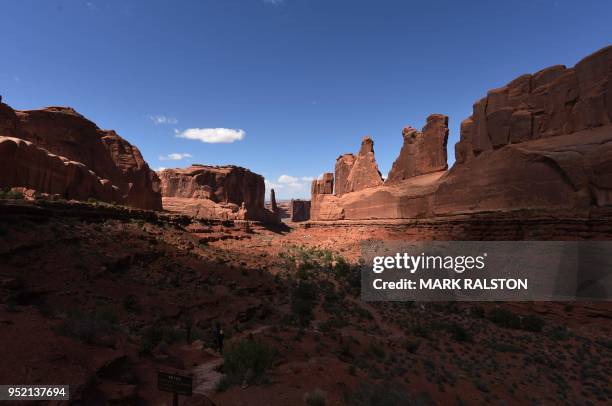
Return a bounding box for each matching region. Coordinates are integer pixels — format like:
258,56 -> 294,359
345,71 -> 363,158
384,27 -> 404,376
149,115 -> 178,125
265,179 -> 282,190
156,167 -> 167,171
159,153 -> 192,161
264,0 -> 284,5
278,174 -> 298,184
266,174 -> 316,199
175,128 -> 245,144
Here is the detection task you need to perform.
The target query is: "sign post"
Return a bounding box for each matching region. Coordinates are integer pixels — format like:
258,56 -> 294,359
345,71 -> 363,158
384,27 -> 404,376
158,371 -> 193,405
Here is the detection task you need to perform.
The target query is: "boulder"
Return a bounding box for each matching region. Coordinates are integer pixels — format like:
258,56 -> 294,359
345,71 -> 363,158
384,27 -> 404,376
386,114 -> 449,184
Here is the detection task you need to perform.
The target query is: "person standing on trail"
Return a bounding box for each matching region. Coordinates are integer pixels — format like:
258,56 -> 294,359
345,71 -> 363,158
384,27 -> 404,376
217,326 -> 225,353
212,322 -> 225,353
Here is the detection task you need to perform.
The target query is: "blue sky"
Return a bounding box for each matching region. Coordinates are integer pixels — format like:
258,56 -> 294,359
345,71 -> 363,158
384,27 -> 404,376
1,0 -> 611,199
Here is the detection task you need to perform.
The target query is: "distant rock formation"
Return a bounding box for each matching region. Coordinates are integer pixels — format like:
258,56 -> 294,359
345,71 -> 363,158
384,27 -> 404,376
386,114 -> 448,184
310,45 -> 612,221
311,173 -> 334,195
270,188 -> 278,213
158,164 -> 278,222
291,199 -> 311,222
0,103 -> 161,210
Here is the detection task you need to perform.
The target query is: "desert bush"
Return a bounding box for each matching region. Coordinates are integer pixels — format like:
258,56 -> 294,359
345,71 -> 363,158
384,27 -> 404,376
405,339 -> 420,354
291,280 -> 318,326
487,308 -> 544,332
61,307 -> 118,343
487,308 -> 521,329
446,322 -> 472,343
521,314 -> 544,332
367,343 -> 386,360
304,388 -> 327,406
122,294 -> 140,313
220,339 -> 276,388
470,305 -> 485,318
139,322 -> 183,354
0,188 -> 24,200
350,382 -> 414,406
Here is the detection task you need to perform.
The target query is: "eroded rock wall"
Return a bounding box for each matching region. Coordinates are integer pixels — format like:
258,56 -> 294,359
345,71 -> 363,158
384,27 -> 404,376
310,45 -> 612,221
158,165 -> 277,222
455,45 -> 612,164
386,114 -> 448,184
291,199 -> 311,222
0,103 -> 161,210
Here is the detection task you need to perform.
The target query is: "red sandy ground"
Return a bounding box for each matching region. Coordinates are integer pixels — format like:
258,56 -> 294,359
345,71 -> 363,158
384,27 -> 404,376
0,199 -> 610,405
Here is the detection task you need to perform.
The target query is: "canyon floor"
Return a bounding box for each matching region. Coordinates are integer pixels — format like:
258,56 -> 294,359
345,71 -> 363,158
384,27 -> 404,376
0,197 -> 611,406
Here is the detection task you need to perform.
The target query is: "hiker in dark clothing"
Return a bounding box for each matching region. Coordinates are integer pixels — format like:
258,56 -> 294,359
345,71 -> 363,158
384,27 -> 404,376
212,322 -> 225,353
217,327 -> 225,353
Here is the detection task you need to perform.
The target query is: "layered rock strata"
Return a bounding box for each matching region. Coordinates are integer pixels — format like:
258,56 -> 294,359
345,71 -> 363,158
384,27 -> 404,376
0,103 -> 161,210
311,45 -> 612,221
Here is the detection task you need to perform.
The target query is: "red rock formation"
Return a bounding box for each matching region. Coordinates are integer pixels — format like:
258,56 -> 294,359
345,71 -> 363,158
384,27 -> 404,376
158,165 -> 278,222
455,45 -> 612,164
311,173 -> 334,195
434,125 -> 612,213
0,136 -> 120,202
270,188 -> 278,213
345,137 -> 383,192
386,114 -> 449,184
0,103 -> 161,210
290,199 -> 311,222
0,103 -> 17,137
310,45 -> 612,221
334,154 -> 355,195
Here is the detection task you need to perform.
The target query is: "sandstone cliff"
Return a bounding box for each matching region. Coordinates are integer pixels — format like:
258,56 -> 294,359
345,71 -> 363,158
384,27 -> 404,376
0,103 -> 162,210
455,45 -> 612,163
158,164 -> 278,222
386,114 -> 449,184
310,45 -> 612,221
291,199 -> 311,222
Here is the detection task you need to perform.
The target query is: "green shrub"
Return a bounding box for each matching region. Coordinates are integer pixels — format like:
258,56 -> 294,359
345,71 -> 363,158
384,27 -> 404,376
139,322 -> 183,354
520,314 -> 544,332
0,188 -> 25,200
304,388 -> 327,406
221,339 -> 276,387
350,382 -> 414,406
405,339 -> 420,354
487,308 -> 544,332
487,308 -> 521,329
122,294 -> 140,313
291,280 -> 318,326
367,343 -> 386,360
471,305 -> 485,318
447,322 -> 472,342
61,308 -> 118,343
